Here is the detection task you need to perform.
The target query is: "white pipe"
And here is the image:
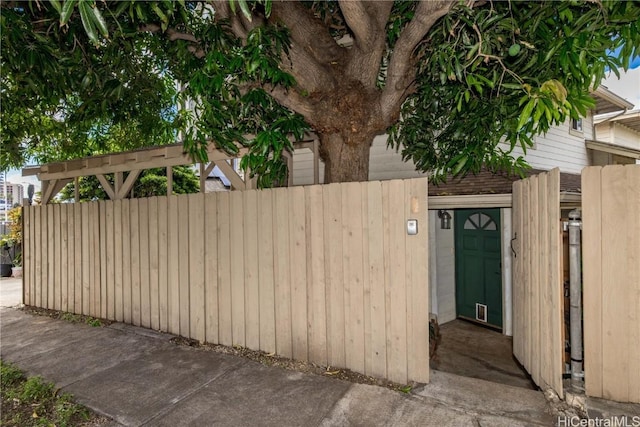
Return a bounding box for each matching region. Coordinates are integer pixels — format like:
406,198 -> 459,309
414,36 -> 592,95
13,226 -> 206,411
568,209 -> 584,390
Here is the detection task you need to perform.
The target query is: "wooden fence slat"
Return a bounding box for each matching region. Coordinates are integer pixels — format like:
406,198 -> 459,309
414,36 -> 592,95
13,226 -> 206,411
157,197 -> 168,332
81,203 -> 90,315
36,206 -> 43,308
92,203 -> 101,318
148,197 -> 160,331
167,196 -> 180,335
114,200 -> 123,322
105,202 -> 115,319
230,191 -> 245,347
139,198 -> 151,328
53,204 -> 61,311
306,185 -> 326,366
547,169 -> 563,398
23,206 -> 30,306
511,181 -> 522,362
130,199 -> 141,326
204,193 -> 219,344
407,178 -> 429,383
323,183 -> 344,368
540,174 -> 551,386
99,201 -> 107,318
257,190 -> 275,354
627,166 -> 640,403
178,195 -> 191,337
188,193 -> 205,342
121,200 -> 132,324
387,180 -> 408,384
600,166 -> 629,402
60,205 -> 68,312
274,188 -> 292,358
74,203 -> 83,314
26,206 -> 34,306
217,192 -> 232,346
243,190 -> 260,350
366,181 -> 386,378
47,204 -> 55,310
342,182 -> 364,373
290,186 -> 308,362
530,175 -> 541,385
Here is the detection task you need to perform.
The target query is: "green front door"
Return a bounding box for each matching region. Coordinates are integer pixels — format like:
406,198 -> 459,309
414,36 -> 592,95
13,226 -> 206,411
455,209 -> 503,328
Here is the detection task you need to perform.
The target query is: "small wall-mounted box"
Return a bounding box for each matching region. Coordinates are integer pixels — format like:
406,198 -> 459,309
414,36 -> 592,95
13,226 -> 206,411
407,219 -> 418,235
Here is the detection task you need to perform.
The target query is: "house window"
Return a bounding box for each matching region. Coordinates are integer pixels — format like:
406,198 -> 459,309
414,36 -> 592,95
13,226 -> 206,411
463,213 -> 497,231
570,118 -> 583,133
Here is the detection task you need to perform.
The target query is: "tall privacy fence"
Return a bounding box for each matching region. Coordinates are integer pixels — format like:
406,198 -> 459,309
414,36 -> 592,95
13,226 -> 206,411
582,165 -> 640,404
22,178 -> 430,385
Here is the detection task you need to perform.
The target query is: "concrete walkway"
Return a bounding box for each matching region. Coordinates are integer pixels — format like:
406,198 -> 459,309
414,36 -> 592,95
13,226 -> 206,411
0,277 -> 22,308
0,308 -> 555,426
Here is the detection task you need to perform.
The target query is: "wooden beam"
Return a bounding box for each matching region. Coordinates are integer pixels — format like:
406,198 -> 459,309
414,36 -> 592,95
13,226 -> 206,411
96,174 -> 116,200
213,159 -> 245,190
31,143 -> 249,181
116,170 -> 141,199
41,178 -> 72,204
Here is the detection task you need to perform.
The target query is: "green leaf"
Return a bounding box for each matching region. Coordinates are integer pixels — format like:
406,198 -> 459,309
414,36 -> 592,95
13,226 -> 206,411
517,98 -> 536,131
91,4 -> 109,38
59,0 -> 77,27
78,1 -> 99,46
49,0 -> 62,14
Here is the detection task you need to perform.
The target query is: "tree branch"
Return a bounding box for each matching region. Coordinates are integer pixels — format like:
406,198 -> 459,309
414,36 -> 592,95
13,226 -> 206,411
340,1 -> 393,88
380,0 -> 457,122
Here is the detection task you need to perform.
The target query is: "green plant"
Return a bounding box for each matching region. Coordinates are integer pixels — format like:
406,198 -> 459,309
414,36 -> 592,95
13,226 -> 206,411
85,317 -> 102,327
1,360 -> 98,426
13,252 -> 21,267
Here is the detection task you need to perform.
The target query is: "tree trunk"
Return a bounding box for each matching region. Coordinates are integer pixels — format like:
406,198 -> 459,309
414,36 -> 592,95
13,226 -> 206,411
320,132 -> 372,183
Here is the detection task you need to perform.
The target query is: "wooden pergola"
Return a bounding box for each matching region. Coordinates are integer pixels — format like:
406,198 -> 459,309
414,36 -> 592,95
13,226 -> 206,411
23,138 -> 320,204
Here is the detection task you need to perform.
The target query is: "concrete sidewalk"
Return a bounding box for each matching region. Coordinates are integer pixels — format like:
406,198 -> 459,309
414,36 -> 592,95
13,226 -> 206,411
0,307 -> 555,426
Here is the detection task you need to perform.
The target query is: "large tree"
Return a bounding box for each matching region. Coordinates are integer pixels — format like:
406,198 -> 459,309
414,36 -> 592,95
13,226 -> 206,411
2,1 -> 638,184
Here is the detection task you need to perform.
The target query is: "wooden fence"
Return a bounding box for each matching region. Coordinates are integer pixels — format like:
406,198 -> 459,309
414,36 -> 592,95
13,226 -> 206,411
583,165 -> 640,404
22,179 -> 430,385
512,168 -> 564,398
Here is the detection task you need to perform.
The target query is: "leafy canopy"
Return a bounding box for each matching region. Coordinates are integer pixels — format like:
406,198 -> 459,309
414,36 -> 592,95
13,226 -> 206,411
2,1 -> 639,184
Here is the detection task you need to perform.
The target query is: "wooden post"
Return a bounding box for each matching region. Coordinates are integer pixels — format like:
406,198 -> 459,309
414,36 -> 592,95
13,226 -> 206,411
115,172 -> 123,197
167,166 -> 173,196
200,163 -> 206,193
74,177 -> 79,202
313,138 -> 320,185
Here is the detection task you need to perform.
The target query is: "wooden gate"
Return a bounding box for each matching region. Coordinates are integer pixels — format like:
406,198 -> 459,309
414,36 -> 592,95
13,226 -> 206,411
582,165 -> 640,404
512,168 -> 564,397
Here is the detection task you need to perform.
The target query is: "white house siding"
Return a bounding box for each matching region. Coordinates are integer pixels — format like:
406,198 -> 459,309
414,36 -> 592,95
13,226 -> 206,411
499,115 -> 593,174
368,135 -> 426,181
595,122 -> 640,151
291,135 -> 425,186
291,147 -> 325,185
434,212 -> 456,324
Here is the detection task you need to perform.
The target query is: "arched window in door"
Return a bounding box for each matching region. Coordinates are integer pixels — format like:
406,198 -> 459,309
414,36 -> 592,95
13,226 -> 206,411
463,212 -> 497,231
